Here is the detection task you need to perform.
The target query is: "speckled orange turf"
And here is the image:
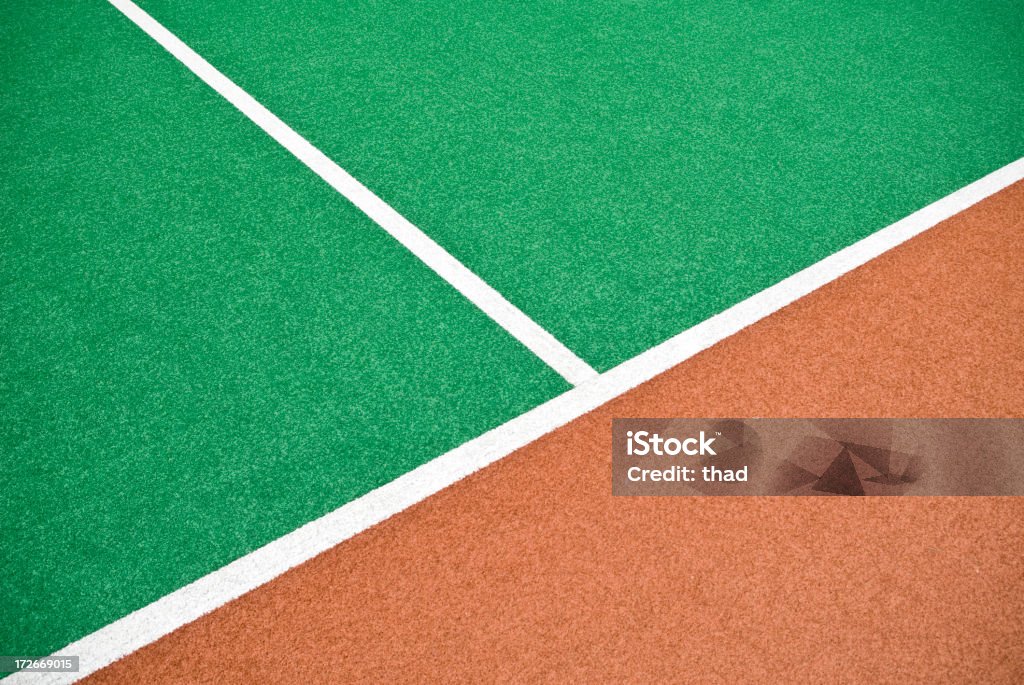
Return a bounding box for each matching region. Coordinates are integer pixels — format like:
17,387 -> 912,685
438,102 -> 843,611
91,183 -> 1024,683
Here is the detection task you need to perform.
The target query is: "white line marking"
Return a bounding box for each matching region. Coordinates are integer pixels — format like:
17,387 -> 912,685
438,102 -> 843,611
13,157 -> 1023,684
102,0 -> 596,386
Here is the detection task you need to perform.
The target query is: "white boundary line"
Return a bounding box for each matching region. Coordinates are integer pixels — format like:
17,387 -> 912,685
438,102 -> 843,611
12,157 -> 1023,684
103,0 -> 596,386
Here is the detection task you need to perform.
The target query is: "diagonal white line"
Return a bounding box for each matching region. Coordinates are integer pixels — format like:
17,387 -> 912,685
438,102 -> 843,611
103,0 -> 596,386
10,157 -> 1023,684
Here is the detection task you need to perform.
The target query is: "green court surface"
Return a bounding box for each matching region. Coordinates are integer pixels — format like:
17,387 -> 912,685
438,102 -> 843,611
136,0 -> 1024,368
2,0 -> 1023,665
1,1 -> 565,658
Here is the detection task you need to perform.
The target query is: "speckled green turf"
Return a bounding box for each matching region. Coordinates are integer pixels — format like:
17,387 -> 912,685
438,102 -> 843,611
0,1 -> 567,659
4,0 -> 1024,667
136,0 -> 1024,370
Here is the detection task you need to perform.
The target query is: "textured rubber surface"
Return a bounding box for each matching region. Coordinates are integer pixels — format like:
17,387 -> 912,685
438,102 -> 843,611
90,183 -> 1024,683
5,0 -> 1023,675
135,0 -> 1024,368
0,0 -> 565,659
